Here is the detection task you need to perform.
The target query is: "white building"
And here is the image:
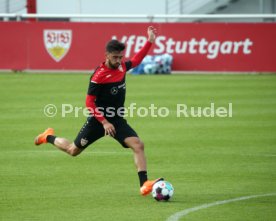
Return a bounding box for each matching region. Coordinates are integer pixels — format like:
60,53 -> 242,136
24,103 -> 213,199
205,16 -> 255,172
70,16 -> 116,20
0,0 -> 275,22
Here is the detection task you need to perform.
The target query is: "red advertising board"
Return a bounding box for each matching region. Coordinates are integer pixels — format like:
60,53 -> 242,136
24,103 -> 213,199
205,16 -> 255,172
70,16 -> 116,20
0,22 -> 275,72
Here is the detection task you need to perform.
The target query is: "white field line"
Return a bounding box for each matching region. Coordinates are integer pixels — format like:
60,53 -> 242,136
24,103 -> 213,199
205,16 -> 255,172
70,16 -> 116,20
243,154 -> 276,157
167,193 -> 276,221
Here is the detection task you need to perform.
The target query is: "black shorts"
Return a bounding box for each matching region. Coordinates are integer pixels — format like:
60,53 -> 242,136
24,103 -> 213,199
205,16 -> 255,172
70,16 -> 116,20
74,117 -> 138,149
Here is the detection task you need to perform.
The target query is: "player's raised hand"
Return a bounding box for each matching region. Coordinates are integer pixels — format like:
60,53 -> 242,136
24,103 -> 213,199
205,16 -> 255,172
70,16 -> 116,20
147,26 -> 157,43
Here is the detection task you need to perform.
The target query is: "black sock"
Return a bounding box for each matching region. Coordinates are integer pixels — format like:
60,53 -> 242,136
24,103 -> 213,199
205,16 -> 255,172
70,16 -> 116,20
138,171 -> 148,187
46,135 -> 56,144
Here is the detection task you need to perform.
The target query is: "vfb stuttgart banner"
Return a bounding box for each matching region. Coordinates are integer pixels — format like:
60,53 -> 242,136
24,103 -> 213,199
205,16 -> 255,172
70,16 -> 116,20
0,22 -> 275,71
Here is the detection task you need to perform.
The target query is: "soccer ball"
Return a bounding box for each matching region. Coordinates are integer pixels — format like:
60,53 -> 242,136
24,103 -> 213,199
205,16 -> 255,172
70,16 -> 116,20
143,63 -> 157,74
152,180 -> 174,201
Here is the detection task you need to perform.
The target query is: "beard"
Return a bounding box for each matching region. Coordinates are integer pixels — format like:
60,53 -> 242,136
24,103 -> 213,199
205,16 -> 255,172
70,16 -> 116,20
108,60 -> 120,69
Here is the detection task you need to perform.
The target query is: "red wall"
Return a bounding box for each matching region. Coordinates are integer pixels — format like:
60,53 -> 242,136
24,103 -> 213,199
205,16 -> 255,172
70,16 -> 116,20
0,22 -> 276,72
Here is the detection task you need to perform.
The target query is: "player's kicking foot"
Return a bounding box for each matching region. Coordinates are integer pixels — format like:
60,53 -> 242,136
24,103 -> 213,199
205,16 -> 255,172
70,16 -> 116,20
140,178 -> 164,196
34,128 -> 54,145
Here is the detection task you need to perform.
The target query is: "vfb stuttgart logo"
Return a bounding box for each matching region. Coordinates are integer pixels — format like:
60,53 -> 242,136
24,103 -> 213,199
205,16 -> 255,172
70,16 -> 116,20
44,30 -> 72,62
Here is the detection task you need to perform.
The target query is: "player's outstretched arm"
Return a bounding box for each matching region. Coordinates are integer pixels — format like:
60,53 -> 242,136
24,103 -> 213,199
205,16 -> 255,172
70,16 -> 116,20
129,26 -> 157,68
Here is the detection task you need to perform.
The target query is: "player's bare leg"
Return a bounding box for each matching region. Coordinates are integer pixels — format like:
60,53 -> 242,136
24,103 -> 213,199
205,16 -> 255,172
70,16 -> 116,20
124,137 -> 147,171
52,137 -> 82,156
34,128 -> 82,156
124,137 -> 163,196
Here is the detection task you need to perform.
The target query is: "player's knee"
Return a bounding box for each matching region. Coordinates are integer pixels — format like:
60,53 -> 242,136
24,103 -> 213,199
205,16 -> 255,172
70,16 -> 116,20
138,141 -> 144,151
132,140 -> 144,153
67,145 -> 82,157
70,151 -> 80,157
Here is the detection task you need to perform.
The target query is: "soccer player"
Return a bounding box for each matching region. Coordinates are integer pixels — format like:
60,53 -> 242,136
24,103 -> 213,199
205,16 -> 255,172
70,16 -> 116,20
34,26 -> 162,196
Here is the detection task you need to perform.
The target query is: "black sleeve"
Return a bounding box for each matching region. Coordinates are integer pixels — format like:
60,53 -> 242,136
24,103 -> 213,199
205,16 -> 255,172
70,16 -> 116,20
125,61 -> 132,71
87,79 -> 101,96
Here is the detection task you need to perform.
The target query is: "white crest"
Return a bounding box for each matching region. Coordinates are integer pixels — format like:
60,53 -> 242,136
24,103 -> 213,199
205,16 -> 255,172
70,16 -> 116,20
80,138 -> 88,147
44,30 -> 72,62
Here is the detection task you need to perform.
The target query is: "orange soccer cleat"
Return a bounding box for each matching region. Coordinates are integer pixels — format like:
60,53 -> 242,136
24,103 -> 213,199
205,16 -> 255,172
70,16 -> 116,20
140,178 -> 164,196
34,128 -> 55,145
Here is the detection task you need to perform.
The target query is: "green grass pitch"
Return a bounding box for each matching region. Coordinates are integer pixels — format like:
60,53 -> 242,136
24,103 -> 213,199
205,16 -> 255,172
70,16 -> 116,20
0,73 -> 275,221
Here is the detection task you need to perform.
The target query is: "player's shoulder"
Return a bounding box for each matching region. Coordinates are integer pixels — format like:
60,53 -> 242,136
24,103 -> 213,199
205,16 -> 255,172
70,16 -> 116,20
90,63 -> 107,84
124,60 -> 132,71
90,62 -> 127,84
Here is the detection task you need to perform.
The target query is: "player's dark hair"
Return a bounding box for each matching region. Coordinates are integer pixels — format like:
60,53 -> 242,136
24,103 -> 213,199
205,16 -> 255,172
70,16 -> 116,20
106,40 -> 125,53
